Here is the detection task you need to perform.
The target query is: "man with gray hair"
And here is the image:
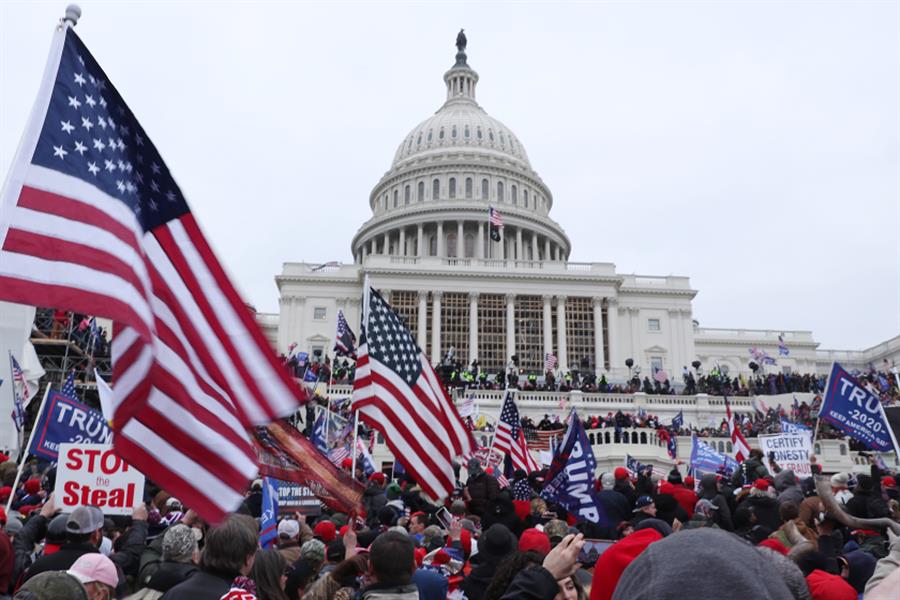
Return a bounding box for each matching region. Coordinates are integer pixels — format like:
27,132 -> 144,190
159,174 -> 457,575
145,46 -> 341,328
596,472 -> 630,538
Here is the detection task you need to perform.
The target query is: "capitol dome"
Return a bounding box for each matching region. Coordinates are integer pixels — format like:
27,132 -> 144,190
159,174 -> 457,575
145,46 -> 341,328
351,33 -> 570,265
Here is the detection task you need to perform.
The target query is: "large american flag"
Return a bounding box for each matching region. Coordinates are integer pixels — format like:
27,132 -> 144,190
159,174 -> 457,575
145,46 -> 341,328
724,395 -> 750,462
333,309 -> 357,358
494,391 -> 540,473
351,288 -> 473,500
488,206 -> 503,227
0,26 -> 305,522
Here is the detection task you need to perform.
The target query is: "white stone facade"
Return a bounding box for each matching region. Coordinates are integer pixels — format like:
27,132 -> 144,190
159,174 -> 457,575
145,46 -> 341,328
259,39 -> 898,384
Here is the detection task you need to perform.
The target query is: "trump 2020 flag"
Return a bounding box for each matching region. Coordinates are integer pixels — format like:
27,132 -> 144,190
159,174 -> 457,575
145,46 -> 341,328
541,410 -> 607,525
0,20 -> 306,523
259,477 -> 278,550
819,363 -> 894,453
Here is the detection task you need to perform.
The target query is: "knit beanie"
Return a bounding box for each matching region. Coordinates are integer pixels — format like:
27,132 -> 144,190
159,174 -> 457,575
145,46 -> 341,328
518,528 -> 551,555
161,524 -> 198,562
805,570 -> 856,600
300,539 -> 326,563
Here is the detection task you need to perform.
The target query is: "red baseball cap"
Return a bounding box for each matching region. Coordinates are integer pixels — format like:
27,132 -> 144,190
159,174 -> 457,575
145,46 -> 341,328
614,467 -> 629,481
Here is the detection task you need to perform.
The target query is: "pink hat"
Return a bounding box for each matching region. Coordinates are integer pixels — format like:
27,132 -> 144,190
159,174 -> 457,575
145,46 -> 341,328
67,553 -> 118,588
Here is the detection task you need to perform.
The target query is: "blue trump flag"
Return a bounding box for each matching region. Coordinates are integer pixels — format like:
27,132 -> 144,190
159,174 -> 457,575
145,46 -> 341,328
819,363 -> 893,453
780,418 -> 811,436
689,435 -> 739,476
672,411 -> 684,430
310,412 -> 328,454
259,477 -> 279,549
28,391 -> 113,461
541,411 -> 607,525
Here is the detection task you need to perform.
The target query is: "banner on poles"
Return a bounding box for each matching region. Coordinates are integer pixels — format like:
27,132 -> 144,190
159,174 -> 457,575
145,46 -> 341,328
757,433 -> 813,477
53,443 -> 144,515
819,363 -> 893,452
29,391 -> 113,461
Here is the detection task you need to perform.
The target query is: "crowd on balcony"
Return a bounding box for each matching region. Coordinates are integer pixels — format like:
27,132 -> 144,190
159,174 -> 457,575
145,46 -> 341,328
34,308 -> 110,358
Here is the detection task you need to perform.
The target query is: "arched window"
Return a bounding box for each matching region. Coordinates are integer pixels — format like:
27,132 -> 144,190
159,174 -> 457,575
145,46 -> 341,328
393,190 -> 398,207
477,127 -> 483,139
465,177 -> 473,198
839,444 -> 847,456
604,431 -> 611,444
439,128 -> 445,140
446,232 -> 457,257
428,235 -> 437,256
404,185 -> 410,204
640,432 -> 647,444
464,233 -> 475,257
417,181 -> 424,201
589,433 -> 595,445
451,125 -> 457,139
433,179 -> 440,199
488,130 -> 494,142
427,129 -> 433,142
511,185 -> 518,205
464,125 -> 470,138
630,432 -> 638,444
407,138 -> 412,151
417,133 -> 422,146
523,190 -> 529,208
449,177 -> 456,199
500,132 -> 506,146
497,181 -> 504,202
481,178 -> 489,199
727,442 -> 733,453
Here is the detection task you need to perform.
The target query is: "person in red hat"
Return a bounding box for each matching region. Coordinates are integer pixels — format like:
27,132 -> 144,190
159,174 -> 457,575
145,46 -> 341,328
362,472 -> 388,529
805,569 -> 857,600
613,467 -> 637,509
518,528 -> 551,556
313,520 -> 337,544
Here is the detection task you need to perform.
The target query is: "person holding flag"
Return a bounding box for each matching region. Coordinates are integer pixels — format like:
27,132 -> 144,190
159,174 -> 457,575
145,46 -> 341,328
493,390 -> 540,476
259,477 -> 279,550
334,309 -> 357,359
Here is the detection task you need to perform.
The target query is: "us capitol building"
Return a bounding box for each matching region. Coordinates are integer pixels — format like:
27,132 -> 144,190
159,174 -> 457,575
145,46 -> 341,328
257,35 -> 898,384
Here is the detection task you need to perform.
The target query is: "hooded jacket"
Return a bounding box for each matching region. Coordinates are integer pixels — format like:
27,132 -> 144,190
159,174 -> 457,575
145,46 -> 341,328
774,470 -> 805,508
698,474 -> 733,531
738,493 -> 781,533
466,472 -> 500,517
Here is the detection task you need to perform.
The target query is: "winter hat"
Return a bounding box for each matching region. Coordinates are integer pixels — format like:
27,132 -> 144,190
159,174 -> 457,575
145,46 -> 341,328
477,524 -> 517,562
24,478 -> 41,495
300,539 -> 326,563
684,476 -> 695,488
614,467 -> 629,481
667,469 -> 683,485
313,520 -> 337,543
881,476 -> 896,489
0,486 -> 11,502
634,518 -> 672,538
5,517 -> 22,536
16,571 -> 88,600
633,496 -> 654,512
830,473 -> 849,488
805,569 -> 856,600
368,472 -> 386,485
612,529 -> 793,600
755,547 -> 813,600
758,538 -> 789,555
590,528 -> 663,600
518,528 -> 551,555
162,524 -> 198,562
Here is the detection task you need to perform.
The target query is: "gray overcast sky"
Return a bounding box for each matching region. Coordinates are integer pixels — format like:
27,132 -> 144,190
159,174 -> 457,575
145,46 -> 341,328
2,1 -> 898,352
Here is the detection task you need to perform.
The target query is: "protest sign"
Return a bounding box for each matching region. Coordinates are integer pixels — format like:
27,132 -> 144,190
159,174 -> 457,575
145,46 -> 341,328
757,432 -> 813,477
819,363 -> 893,452
28,391 -> 113,461
275,480 -> 322,515
54,443 -> 144,515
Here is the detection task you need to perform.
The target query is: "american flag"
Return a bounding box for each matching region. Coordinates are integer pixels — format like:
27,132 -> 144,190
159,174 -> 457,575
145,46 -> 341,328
61,370 -> 77,399
334,309 -> 357,358
544,352 -> 558,372
8,354 -> 27,431
488,207 -> 503,227
777,334 -> 790,357
524,428 -> 563,452
0,26 -> 305,522
352,288 -> 473,500
494,391 -> 540,473
328,444 -> 351,466
724,395 -> 750,462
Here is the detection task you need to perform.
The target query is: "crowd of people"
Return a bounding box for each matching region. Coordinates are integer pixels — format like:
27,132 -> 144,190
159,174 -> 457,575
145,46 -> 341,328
34,309 -> 110,359
0,435 -> 898,600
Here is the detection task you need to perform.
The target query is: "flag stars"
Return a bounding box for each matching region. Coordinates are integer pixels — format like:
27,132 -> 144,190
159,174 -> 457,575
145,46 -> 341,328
93,138 -> 105,151
104,159 -> 116,173
87,161 -> 99,175
99,96 -> 107,109
135,132 -> 144,146
77,54 -> 85,66
60,120 -> 75,134
148,199 -> 159,211
81,117 -> 93,131
150,180 -> 159,193
166,190 -> 176,202
98,116 -> 107,130
74,72 -> 86,86
84,95 -> 96,108
74,141 -> 87,155
67,96 -> 82,109
116,180 -> 126,193
52,145 -> 68,159
150,162 -> 160,174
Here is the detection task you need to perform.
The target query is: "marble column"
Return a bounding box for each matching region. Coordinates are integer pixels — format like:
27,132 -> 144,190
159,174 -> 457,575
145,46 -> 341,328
505,294 -> 516,363
498,227 -> 506,260
681,308 -> 695,369
417,291 -> 428,351
368,239 -> 375,255
417,224 -> 424,257
382,232 -> 390,255
515,228 -> 523,261
544,238 -> 551,261
556,295 -> 568,371
606,298 -> 620,370
469,292 -> 479,363
457,221 -> 464,258
398,228 -> 406,257
531,234 -> 539,262
431,291 -> 442,364
668,308 -> 681,376
554,245 -> 561,261
542,295 -> 553,360
593,297 -> 605,375
436,222 -> 444,258
629,307 -> 640,368
477,222 -> 485,259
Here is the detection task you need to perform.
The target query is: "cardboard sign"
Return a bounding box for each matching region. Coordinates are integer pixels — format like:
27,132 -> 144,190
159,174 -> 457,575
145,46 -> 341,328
54,443 -> 145,515
757,433 -> 813,477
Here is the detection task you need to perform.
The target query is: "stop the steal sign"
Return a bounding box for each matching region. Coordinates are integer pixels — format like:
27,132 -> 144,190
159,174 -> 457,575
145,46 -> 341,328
54,443 -> 145,515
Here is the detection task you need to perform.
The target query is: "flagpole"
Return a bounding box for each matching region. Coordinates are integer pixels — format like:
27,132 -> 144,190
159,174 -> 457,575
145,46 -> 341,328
6,384 -> 51,513
351,276 -> 372,481
8,352 -> 24,453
